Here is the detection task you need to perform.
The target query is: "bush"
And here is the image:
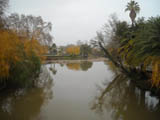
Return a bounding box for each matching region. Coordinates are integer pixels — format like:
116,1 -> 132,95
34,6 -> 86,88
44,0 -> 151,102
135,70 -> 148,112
0,30 -> 46,88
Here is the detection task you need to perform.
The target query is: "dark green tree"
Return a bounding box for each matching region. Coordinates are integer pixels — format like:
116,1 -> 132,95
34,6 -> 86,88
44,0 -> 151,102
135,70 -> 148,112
80,44 -> 91,58
50,43 -> 57,55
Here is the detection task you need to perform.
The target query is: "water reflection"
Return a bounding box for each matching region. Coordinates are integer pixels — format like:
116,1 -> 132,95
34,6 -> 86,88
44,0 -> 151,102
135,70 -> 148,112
91,74 -> 160,120
66,63 -> 81,71
66,61 -> 93,71
80,61 -> 93,71
49,63 -> 57,75
1,61 -> 160,120
104,60 -> 119,75
0,66 -> 54,120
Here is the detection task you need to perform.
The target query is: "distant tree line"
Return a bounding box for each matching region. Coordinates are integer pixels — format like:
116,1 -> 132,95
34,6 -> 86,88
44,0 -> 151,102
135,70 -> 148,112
49,41 -> 104,58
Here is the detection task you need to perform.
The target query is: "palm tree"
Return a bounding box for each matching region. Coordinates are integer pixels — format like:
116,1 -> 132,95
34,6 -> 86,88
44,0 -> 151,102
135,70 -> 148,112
125,0 -> 140,27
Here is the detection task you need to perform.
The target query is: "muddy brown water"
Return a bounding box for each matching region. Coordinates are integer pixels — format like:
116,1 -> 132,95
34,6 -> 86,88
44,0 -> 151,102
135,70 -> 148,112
0,61 -> 160,120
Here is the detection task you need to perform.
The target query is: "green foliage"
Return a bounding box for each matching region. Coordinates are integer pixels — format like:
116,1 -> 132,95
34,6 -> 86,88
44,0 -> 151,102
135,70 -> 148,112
97,14 -> 160,87
114,16 -> 160,87
122,17 -> 160,66
49,43 -> 57,55
80,61 -> 93,71
80,44 -> 91,58
125,0 -> 140,13
0,1 -> 52,89
9,53 -> 41,88
125,0 -> 140,26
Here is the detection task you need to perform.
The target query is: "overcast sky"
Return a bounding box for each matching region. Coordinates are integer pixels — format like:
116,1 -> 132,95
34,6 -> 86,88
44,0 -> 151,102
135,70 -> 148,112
9,0 -> 160,46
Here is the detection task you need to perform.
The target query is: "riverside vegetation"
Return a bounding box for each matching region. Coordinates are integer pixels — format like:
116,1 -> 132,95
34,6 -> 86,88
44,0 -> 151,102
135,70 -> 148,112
91,0 -> 160,93
0,0 -> 52,89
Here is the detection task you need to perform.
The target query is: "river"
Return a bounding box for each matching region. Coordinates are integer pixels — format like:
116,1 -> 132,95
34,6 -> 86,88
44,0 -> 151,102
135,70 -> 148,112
0,61 -> 160,120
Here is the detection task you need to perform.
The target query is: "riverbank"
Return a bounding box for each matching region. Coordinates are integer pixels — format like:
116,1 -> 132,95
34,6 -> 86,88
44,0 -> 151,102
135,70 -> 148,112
45,57 -> 106,64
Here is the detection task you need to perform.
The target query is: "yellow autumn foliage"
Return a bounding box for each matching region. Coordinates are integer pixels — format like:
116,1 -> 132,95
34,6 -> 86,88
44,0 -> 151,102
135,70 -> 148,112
66,63 -> 81,71
150,58 -> 160,87
23,38 -> 47,62
66,46 -> 80,56
0,30 -> 21,77
0,30 -> 47,78
143,56 -> 160,87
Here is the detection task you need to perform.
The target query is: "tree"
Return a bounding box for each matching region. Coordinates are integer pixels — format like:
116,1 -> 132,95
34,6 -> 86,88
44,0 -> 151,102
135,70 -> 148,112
0,30 -> 47,77
5,13 -> 53,46
0,30 -> 21,78
0,0 -> 8,28
49,43 -> 57,55
125,0 -> 140,27
57,46 -> 65,56
66,45 -> 80,56
128,17 -> 160,87
80,61 -> 93,71
80,44 -> 91,58
66,63 -> 81,71
0,0 -> 8,17
0,0 -> 52,88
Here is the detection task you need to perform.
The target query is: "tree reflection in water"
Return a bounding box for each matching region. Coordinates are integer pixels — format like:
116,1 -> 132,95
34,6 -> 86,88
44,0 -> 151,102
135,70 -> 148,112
49,63 -> 57,75
66,61 -> 93,71
0,65 -> 54,120
66,63 -> 81,71
80,61 -> 93,71
91,74 -> 160,120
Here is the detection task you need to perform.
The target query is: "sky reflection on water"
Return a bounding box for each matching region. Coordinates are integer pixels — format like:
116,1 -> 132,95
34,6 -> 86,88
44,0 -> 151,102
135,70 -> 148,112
0,61 -> 160,120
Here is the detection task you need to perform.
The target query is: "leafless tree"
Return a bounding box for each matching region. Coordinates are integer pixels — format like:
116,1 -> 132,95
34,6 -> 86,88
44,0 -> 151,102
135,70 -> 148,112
5,13 -> 53,46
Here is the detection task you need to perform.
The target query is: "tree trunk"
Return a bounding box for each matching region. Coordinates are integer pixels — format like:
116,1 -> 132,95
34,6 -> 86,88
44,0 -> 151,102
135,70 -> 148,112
98,42 -> 129,74
130,9 -> 136,27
